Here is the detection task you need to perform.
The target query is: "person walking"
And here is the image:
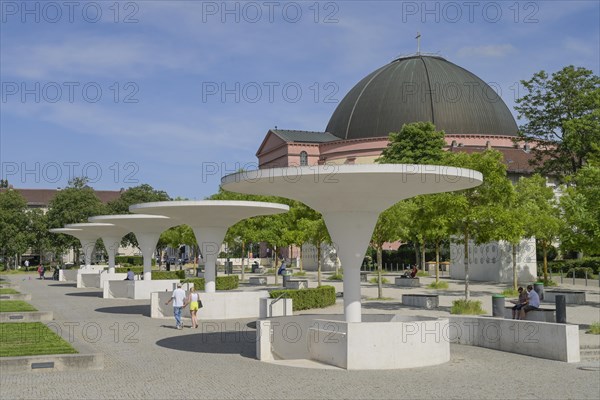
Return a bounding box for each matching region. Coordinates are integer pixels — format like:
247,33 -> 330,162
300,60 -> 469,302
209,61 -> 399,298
185,287 -> 201,329
165,284 -> 186,329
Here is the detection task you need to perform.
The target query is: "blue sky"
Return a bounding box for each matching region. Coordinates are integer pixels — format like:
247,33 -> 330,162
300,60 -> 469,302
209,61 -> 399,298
1,0 -> 598,200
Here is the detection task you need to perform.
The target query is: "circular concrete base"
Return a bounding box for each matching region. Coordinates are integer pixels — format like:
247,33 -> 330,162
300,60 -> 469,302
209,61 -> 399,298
256,314 -> 450,370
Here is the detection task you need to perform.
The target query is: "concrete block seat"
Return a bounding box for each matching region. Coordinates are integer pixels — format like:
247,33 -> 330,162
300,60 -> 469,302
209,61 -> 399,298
395,277 -> 420,287
285,279 -> 308,289
543,290 -> 586,305
360,272 -> 369,282
402,294 -> 439,309
249,277 -> 267,285
503,306 -> 556,322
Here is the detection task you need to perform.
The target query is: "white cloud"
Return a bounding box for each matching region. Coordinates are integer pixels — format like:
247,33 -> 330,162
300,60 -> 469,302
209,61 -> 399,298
457,44 -> 516,58
2,35 -> 208,80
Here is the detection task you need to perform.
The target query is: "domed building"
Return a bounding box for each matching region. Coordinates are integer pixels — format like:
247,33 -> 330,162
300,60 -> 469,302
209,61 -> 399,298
256,54 -> 538,282
257,54 -> 535,177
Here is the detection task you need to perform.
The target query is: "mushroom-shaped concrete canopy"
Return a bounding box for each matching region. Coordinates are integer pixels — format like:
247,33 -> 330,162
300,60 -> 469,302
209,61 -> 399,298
65,223 -> 130,273
222,164 -> 483,322
88,214 -> 177,280
129,200 -> 290,292
49,227 -> 101,267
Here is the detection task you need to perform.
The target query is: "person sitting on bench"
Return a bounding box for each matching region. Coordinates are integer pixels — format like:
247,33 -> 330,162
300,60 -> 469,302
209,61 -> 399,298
519,285 -> 540,320
510,286 -> 527,319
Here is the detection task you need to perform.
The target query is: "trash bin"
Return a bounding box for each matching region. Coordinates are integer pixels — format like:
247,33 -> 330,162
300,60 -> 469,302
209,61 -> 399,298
492,294 -> 505,318
282,271 -> 292,287
251,262 -> 259,273
225,261 -> 233,275
534,282 -> 544,301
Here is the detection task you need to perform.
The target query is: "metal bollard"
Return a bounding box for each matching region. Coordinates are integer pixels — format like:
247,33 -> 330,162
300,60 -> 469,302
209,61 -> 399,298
492,295 -> 505,318
555,295 -> 566,323
534,282 -> 544,301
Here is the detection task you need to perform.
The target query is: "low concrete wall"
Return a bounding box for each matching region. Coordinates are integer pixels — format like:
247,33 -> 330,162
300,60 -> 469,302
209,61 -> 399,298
259,314 -> 450,370
544,290 -> 586,305
104,280 -> 181,300
0,353 -> 103,372
61,270 -> 78,282
0,311 -> 53,323
259,297 -> 293,318
79,272 -> 128,289
503,307 -> 556,322
286,279 -> 308,289
0,293 -> 31,301
249,277 -> 267,285
402,294 -> 439,309
449,316 -> 580,362
395,277 -> 420,287
151,290 -> 269,320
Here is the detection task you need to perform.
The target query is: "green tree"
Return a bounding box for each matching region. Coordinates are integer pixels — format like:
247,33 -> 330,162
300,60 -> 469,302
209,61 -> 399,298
46,178 -> 107,263
445,150 -> 514,300
300,217 -> 332,287
27,208 -> 51,266
0,189 -> 29,269
514,175 -> 562,284
515,66 -> 600,178
560,165 -> 600,257
376,122 -> 446,164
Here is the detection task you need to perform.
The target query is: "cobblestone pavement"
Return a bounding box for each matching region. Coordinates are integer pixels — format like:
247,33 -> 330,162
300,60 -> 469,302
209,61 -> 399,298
1,273 -> 599,400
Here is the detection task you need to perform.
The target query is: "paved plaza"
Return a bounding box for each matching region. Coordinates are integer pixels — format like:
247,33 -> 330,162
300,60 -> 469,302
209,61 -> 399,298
1,272 -> 599,400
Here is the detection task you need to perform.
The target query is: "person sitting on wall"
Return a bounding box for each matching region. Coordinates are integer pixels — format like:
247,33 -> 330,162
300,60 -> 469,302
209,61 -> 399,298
409,265 -> 418,278
124,268 -> 135,281
519,285 -> 540,320
510,286 -> 528,319
277,260 -> 287,275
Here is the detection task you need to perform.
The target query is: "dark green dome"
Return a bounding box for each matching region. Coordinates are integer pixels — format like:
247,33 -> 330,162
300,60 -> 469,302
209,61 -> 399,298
326,55 -> 518,140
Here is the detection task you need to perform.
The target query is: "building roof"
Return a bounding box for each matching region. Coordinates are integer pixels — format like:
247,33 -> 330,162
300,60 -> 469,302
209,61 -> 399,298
0,188 -> 122,207
326,55 -> 519,140
270,129 -> 340,143
449,146 -> 537,174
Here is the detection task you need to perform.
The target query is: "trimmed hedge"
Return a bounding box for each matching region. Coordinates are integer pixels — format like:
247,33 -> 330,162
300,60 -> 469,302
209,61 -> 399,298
115,266 -> 144,274
181,275 -> 239,291
152,271 -> 185,280
269,285 -> 336,311
115,256 -> 156,267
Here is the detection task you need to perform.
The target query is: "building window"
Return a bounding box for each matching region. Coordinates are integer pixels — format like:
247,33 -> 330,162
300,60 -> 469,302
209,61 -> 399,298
300,151 -> 308,166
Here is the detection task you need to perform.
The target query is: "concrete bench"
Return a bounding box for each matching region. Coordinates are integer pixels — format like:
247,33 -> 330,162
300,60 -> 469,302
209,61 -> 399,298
503,306 -> 556,322
285,279 -> 308,289
543,290 -> 586,305
249,277 -> 267,285
395,277 -> 420,287
402,294 -> 439,309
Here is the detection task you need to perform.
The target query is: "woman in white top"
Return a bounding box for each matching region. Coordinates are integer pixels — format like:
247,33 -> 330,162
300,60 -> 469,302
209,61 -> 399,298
186,287 -> 201,328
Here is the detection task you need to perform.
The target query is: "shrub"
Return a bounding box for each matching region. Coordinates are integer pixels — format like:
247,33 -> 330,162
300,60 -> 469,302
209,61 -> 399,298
115,256 -> 156,267
416,270 -> 429,277
328,273 -> 343,280
181,275 -> 239,291
427,281 -> 449,289
369,277 -> 390,284
292,271 -> 307,277
587,322 -> 600,335
115,266 -> 144,274
269,285 -> 336,311
547,258 -> 600,275
450,299 -> 486,315
501,288 -> 519,297
152,271 -> 185,280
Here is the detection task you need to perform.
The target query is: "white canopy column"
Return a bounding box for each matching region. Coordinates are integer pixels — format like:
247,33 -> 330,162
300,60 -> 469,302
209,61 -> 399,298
89,215 -> 176,281
65,223 -> 130,274
222,164 -> 483,322
129,200 -> 289,293
49,227 -> 100,267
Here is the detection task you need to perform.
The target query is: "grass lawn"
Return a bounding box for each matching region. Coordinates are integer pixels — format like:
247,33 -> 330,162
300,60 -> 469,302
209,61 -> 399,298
0,322 -> 78,357
0,288 -> 20,295
0,300 -> 37,312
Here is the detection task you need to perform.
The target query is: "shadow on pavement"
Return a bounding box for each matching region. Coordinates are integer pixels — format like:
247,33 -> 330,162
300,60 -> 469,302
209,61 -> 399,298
95,305 -> 150,317
65,291 -> 103,297
155,330 -> 256,359
49,283 -> 77,287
